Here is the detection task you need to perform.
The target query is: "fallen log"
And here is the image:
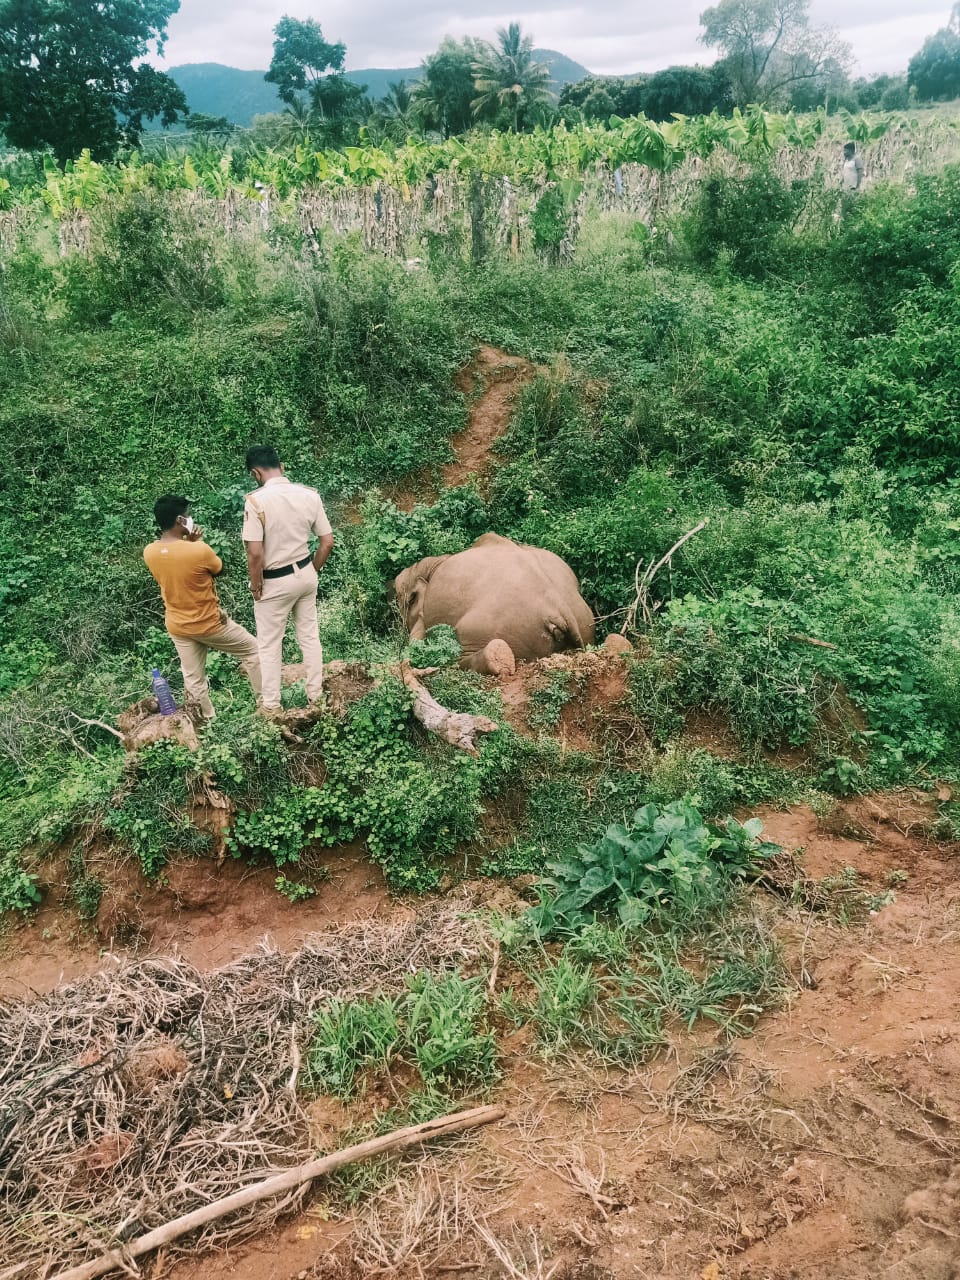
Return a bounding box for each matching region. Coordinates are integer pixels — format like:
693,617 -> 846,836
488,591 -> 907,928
49,1103 -> 505,1280
401,662 -> 499,753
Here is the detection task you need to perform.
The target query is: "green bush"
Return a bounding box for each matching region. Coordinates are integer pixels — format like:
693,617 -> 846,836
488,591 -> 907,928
0,854 -> 41,913
407,624 -> 462,668
227,680 -> 493,889
104,742 -> 210,878
684,166 -> 810,279
61,191 -> 227,327
636,589 -> 852,752
532,797 -> 778,933
827,168 -> 960,326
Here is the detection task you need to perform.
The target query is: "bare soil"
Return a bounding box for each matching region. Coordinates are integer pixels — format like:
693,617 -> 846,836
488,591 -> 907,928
5,796 -> 959,1280
383,345 -> 536,512
0,844 -> 395,1001
498,646 -> 633,755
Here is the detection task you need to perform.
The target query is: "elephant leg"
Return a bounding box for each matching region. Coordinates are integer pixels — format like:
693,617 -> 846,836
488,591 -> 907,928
456,610 -> 517,677
460,639 -> 516,677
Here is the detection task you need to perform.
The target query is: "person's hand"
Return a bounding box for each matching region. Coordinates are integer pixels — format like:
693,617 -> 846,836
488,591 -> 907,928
249,580 -> 263,601
186,525 -> 203,542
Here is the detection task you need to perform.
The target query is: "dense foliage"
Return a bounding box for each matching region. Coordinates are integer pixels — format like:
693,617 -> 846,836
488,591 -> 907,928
0,0 -> 186,161
4,118 -> 960,911
534,799 -> 778,931
0,103 -> 936,216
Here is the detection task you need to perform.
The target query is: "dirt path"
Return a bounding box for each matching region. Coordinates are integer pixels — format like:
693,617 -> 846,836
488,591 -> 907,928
379,345 -> 535,514
19,797 -> 952,1280
445,344 -> 535,489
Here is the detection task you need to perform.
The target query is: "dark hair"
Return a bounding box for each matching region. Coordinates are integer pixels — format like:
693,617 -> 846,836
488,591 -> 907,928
843,141 -> 856,157
246,445 -> 281,471
154,494 -> 189,531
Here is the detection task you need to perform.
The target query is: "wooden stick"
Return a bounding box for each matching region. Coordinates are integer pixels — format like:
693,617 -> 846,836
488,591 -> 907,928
48,1104 -> 505,1280
400,663 -> 498,754
67,712 -> 124,741
621,520 -> 708,633
787,633 -> 838,650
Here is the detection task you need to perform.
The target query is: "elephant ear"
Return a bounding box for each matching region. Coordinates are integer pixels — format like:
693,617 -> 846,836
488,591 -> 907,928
401,576 -> 431,638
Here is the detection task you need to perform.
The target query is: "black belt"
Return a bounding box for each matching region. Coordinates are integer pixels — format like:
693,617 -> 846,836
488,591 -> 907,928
263,554 -> 313,580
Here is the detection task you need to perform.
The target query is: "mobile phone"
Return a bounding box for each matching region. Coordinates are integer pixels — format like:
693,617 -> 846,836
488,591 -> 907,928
178,515 -> 195,534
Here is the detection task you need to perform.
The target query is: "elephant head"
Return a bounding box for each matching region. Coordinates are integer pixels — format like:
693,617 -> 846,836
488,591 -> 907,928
391,554 -> 449,639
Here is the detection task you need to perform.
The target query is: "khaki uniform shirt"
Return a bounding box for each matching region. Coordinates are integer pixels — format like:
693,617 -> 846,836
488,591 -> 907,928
242,476 -> 332,571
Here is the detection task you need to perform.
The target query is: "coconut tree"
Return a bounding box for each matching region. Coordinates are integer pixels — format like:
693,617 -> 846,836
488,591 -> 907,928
471,24 -> 552,132
376,80 -> 417,140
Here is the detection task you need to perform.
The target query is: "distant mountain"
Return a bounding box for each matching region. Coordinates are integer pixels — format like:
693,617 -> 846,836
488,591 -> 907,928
166,51 -> 591,128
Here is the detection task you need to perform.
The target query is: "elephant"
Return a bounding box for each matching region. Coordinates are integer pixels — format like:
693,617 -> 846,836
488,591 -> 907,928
392,533 -> 595,676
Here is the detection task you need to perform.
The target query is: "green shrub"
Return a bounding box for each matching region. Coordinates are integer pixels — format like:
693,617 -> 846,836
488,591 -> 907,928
104,742 -> 210,878
408,624 -> 462,668
637,589 -> 851,752
0,854 -> 41,913
532,797 -> 778,933
684,166 -> 809,279
61,191 -> 227,327
227,680 -> 494,889
827,168 -> 960,326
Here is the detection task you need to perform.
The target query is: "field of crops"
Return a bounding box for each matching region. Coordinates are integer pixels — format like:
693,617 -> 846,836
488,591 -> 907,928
3,105 -> 960,260
3,103 -> 960,1277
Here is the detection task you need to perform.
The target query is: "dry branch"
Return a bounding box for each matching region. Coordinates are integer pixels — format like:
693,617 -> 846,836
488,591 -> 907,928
620,520 -> 709,633
787,633 -> 838,650
50,1105 -> 504,1280
0,909 -> 487,1278
401,662 -> 498,754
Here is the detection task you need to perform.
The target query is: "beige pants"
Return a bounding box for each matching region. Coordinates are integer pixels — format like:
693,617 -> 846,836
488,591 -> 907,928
171,615 -> 262,720
254,562 -> 323,709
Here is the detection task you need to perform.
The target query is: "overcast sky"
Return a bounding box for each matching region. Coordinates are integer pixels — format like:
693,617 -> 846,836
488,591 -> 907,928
155,1 -> 948,77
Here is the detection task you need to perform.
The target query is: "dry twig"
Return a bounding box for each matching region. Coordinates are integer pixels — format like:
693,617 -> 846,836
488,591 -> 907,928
0,908 -> 487,1277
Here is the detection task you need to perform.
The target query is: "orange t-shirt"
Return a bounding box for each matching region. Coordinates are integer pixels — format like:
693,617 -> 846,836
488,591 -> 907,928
143,539 -> 223,637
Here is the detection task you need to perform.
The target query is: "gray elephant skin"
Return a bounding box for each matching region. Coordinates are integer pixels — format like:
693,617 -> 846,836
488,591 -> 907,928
393,533 -> 595,675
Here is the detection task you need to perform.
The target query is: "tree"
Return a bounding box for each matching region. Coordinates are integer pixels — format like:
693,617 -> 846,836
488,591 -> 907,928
786,55 -> 852,111
186,112 -> 232,133
264,16 -> 367,146
373,80 -> 416,141
699,0 -> 851,105
641,63 -> 735,119
471,23 -> 552,131
0,0 -> 186,162
908,6 -> 960,102
411,36 -> 482,137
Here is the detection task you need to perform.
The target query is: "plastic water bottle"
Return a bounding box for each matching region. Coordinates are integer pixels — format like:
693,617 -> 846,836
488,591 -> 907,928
151,668 -> 178,716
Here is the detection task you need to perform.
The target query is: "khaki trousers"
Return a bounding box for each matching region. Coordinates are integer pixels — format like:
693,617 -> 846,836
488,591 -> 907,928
171,614 -> 262,720
254,562 -> 323,709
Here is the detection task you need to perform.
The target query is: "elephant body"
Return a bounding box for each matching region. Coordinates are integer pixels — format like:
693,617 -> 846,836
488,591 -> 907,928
393,533 -> 595,675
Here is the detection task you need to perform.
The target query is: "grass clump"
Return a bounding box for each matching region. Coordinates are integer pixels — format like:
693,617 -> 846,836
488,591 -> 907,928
307,969 -> 498,1100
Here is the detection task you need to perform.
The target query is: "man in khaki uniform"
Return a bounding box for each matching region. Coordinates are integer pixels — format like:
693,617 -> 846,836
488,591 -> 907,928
144,495 -> 262,720
243,445 -> 334,710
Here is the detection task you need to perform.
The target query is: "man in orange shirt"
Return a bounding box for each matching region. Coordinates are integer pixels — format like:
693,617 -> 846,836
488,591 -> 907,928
144,495 -> 262,721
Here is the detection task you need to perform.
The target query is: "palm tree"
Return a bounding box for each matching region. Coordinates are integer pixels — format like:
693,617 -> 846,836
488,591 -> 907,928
377,80 -> 416,139
280,95 -> 321,144
471,23 -> 552,132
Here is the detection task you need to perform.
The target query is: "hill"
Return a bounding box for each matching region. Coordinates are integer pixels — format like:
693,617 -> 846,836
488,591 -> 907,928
167,51 -> 591,127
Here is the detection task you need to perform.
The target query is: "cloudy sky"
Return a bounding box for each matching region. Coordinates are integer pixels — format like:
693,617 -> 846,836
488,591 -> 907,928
155,1 -> 948,77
